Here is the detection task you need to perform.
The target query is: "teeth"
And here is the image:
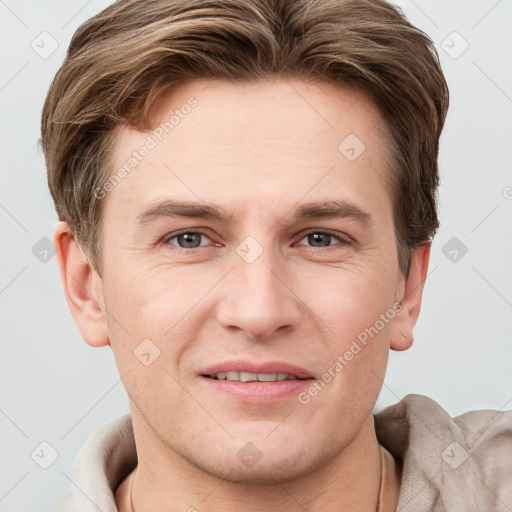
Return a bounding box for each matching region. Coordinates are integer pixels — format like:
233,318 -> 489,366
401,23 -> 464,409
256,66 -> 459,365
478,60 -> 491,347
257,373 -> 276,382
240,371 -> 258,382
211,371 -> 299,382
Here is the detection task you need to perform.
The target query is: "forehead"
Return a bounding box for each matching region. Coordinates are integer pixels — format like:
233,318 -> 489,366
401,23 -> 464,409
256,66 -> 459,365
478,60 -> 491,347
146,78 -> 385,155
105,78 -> 392,223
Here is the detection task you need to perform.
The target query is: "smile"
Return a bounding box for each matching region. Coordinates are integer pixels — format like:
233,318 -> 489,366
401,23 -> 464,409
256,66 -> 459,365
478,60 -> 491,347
204,371 -> 309,382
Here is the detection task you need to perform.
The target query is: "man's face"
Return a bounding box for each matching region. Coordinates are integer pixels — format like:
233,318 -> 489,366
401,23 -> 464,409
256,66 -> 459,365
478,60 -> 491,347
98,78 -> 406,482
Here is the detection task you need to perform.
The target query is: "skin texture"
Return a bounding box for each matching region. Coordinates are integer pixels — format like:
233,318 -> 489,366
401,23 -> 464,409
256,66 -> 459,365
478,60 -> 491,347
54,78 -> 430,511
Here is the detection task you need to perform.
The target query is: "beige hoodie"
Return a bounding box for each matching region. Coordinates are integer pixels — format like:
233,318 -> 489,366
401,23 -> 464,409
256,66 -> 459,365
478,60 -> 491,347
52,394 -> 512,511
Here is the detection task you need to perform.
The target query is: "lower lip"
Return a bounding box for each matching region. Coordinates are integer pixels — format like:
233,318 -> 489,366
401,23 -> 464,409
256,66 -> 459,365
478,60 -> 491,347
200,376 -> 314,403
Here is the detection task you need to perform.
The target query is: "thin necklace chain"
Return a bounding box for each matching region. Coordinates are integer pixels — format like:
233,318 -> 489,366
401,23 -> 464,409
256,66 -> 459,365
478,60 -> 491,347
128,446 -> 386,512
377,444 -> 385,511
128,467 -> 136,512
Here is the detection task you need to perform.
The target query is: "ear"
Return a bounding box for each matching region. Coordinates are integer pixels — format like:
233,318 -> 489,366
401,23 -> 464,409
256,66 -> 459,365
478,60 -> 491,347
53,221 -> 110,348
390,243 -> 431,351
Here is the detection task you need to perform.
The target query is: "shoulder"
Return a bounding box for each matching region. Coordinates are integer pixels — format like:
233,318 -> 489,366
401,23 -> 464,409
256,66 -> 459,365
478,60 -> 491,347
375,394 -> 512,511
51,413 -> 136,512
376,393 -> 512,453
376,393 -> 512,438
450,404 -> 512,485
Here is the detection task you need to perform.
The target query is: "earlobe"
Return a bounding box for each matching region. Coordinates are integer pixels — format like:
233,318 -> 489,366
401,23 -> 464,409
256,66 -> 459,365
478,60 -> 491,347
53,222 -> 110,348
390,243 -> 431,351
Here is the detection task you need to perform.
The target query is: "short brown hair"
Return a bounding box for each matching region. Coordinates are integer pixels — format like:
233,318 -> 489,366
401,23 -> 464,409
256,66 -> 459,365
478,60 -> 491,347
41,0 -> 449,277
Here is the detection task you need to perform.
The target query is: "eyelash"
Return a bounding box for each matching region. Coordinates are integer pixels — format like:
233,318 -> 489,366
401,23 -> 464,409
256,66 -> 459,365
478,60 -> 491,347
161,229 -> 349,252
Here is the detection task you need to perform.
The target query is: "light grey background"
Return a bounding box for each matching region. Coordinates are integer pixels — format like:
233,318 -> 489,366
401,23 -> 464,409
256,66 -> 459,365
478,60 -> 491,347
1,1 -> 511,510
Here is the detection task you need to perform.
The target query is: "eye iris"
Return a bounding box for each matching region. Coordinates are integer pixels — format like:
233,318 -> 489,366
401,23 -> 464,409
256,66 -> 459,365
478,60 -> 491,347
178,233 -> 201,248
308,233 -> 331,247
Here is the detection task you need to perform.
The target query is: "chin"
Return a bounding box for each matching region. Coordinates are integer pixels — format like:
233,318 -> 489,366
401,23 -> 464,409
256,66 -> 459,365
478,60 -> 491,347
182,443 -> 335,485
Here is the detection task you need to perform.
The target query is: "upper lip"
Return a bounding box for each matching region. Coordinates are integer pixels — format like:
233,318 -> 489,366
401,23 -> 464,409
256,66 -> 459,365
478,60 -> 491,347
200,360 -> 314,379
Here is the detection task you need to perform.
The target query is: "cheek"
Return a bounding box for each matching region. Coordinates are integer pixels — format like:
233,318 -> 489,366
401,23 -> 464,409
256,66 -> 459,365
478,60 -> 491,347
103,264 -> 210,367
299,262 -> 396,405
102,269 -> 198,418
300,260 -> 397,347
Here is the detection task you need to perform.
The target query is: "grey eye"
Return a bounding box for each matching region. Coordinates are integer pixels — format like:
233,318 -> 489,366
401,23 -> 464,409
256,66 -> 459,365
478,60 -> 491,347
169,232 -> 208,249
306,233 -> 333,247
298,231 -> 342,247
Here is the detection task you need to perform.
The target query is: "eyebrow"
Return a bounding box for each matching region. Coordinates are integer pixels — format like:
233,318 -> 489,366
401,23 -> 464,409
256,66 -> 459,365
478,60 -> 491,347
136,200 -> 235,225
135,199 -> 373,227
294,201 -> 372,226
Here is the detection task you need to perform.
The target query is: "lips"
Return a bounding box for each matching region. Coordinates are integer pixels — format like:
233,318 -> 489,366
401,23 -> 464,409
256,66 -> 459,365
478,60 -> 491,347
206,371 -> 300,382
199,361 -> 315,380
199,360 -> 315,403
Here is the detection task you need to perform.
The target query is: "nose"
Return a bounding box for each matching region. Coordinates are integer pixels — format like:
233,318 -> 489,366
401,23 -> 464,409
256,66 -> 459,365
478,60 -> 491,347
216,246 -> 302,340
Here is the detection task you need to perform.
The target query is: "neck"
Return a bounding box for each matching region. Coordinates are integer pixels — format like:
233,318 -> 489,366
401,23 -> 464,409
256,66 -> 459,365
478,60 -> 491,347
121,409 -> 399,512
